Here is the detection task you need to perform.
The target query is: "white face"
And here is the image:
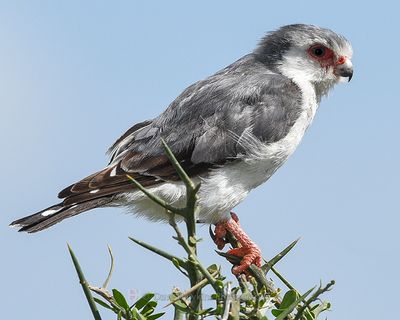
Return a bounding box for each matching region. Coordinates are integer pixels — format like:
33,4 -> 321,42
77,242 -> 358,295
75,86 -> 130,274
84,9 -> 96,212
278,38 -> 353,86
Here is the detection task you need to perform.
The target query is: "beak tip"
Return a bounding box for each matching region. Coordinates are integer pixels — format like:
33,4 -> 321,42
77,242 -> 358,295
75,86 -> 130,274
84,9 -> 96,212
335,60 -> 353,82
348,74 -> 353,82
347,69 -> 353,82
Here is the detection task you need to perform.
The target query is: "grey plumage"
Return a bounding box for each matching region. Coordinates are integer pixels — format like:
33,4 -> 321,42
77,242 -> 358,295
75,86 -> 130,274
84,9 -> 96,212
133,54 -> 303,163
254,24 -> 350,67
10,24 -> 353,232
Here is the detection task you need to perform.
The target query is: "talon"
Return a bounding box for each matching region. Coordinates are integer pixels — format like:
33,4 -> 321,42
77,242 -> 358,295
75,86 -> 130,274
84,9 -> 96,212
230,212 -> 240,224
227,246 -> 262,275
209,223 -> 229,250
209,225 -> 216,242
212,213 -> 263,275
214,223 -> 228,250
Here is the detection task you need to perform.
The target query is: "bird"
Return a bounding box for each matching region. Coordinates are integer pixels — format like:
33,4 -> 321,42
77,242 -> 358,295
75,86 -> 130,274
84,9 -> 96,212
10,24 -> 353,275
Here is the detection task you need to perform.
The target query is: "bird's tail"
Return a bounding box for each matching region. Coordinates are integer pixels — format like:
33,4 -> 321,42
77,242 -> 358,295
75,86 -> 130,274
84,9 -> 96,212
9,197 -> 113,233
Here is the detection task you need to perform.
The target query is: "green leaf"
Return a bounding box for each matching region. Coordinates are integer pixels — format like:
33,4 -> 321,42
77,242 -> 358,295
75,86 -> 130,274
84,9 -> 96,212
215,303 -> 224,315
172,302 -> 189,313
141,301 -> 157,316
112,289 -> 130,310
280,290 -> 298,309
142,308 -> 154,317
147,301 -> 157,308
215,280 -> 224,288
207,264 -> 219,274
198,308 -> 213,315
147,313 -> 165,320
93,298 -> 112,310
274,287 -> 314,320
131,307 -> 146,320
272,309 -> 284,317
312,301 -> 331,318
299,305 -> 316,320
304,310 -> 314,320
134,293 -> 155,310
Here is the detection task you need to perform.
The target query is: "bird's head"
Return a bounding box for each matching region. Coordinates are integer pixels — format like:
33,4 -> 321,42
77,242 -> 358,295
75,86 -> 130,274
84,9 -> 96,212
255,24 -> 353,97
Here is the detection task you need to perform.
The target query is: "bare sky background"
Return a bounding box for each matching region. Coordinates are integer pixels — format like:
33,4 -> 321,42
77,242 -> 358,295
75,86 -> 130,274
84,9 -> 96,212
1,1 -> 399,319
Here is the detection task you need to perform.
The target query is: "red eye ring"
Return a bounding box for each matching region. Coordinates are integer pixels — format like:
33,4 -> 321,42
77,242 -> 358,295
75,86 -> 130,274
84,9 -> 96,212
308,44 -> 334,61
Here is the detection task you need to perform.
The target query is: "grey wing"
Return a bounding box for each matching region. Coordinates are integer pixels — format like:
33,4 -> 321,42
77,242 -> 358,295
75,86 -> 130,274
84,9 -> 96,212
58,54 -> 302,205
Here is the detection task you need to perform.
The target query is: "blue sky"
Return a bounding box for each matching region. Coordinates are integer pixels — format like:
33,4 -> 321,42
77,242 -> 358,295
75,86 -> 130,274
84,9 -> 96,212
1,1 -> 399,319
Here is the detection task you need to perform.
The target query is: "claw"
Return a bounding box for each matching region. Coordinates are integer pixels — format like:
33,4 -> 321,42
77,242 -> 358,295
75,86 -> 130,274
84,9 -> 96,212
227,246 -> 262,275
211,213 -> 263,275
230,212 -> 240,224
209,225 -> 216,242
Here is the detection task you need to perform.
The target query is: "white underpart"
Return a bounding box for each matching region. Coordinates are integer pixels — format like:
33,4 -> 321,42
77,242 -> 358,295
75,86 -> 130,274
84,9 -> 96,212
120,181 -> 187,221
197,76 -> 318,223
90,189 -> 100,194
118,68 -> 321,224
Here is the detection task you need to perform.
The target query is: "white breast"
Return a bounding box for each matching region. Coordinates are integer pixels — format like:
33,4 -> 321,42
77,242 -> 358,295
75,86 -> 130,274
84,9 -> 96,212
196,78 -> 318,223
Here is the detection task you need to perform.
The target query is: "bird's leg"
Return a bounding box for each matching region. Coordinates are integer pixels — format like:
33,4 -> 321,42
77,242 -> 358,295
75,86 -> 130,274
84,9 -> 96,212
212,212 -> 262,275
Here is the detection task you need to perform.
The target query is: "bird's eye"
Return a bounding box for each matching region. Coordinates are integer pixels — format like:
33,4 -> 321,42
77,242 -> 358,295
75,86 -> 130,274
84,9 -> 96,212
308,44 -> 334,61
312,47 -> 325,56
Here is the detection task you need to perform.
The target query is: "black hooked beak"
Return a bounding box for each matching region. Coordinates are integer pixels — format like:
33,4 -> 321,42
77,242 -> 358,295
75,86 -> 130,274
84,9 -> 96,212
335,60 -> 353,82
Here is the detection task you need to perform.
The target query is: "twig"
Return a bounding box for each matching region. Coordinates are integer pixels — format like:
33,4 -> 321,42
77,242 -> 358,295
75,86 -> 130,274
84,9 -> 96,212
262,239 -> 300,273
270,266 -> 297,292
294,280 -> 335,320
271,266 -> 318,319
165,271 -> 219,308
128,236 -> 186,267
127,141 -> 220,319
161,139 -> 195,191
102,245 -> 114,289
173,307 -> 185,320
67,244 -> 102,320
126,175 -> 185,216
275,287 -> 315,320
169,215 -> 221,294
221,282 -> 232,320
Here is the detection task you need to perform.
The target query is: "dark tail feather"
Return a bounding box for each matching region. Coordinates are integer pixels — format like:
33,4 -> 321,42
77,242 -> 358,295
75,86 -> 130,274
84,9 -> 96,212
9,197 -> 113,233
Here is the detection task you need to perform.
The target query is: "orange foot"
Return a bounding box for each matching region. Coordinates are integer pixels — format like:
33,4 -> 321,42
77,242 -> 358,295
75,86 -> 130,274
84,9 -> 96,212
211,212 -> 262,275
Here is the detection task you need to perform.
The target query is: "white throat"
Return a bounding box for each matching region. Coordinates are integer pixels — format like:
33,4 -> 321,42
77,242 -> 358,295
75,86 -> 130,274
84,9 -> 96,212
277,50 -> 338,104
